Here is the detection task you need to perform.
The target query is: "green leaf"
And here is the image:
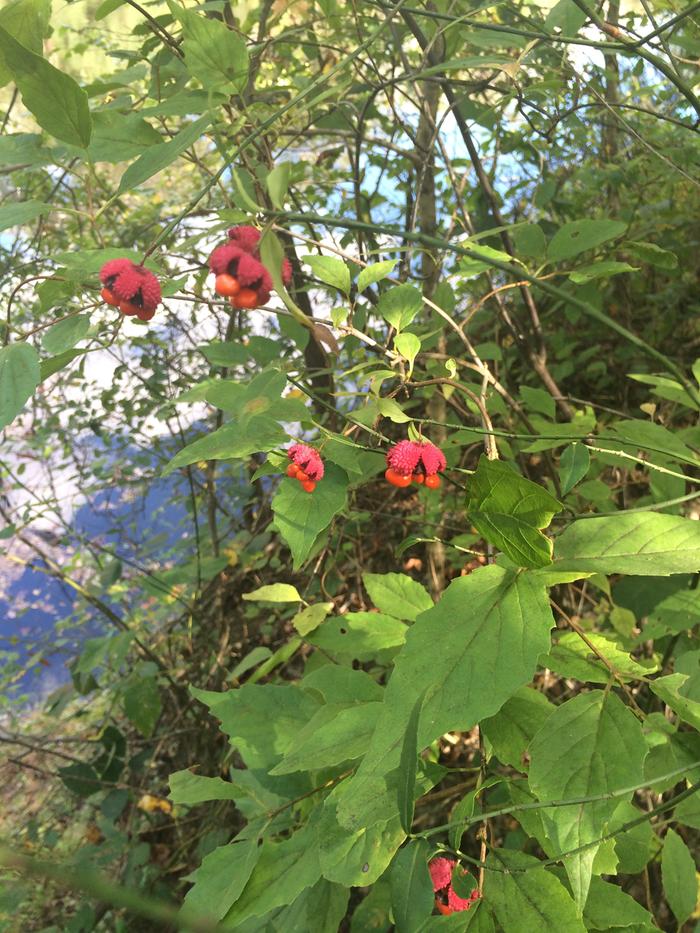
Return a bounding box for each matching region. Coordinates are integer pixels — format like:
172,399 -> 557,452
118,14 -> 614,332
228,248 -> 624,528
273,879 -> 350,932
270,702 -> 382,775
0,0 -> 51,87
569,261 -> 637,284
466,456 -> 562,569
42,315 -> 91,355
363,573 -> 433,622
460,242 -> 516,278
357,260 -> 397,292
650,673 -> 700,730
184,837 -> 261,921
544,0 -> 587,34
397,692 -> 424,834
86,110 -> 162,163
303,255 -> 351,294
389,840 -> 434,933
319,800 -> 406,886
267,162 -> 291,209
242,583 -> 302,603
606,418 -> 698,465
520,385 -> 555,419
512,223 -> 547,261
552,513 -> 700,576
481,686 -> 553,772
395,333 -> 421,373
272,463 -> 347,568
122,676 -> 161,738
0,343 -> 39,429
40,348 -> 86,381
377,284 -> 423,331
487,850 -> 585,932
0,199 -> 50,230
559,443 -> 590,495
540,631 -> 657,684
528,690 -> 646,908
547,219 -> 627,262
118,115 -> 211,194
662,828 -> 697,924
191,683 -> 319,770
306,612 -> 407,661
169,770 -> 240,805
163,416 -> 286,475
224,816 -> 322,925
169,3 -> 249,91
0,25 -> 91,147
377,397 -> 411,423
583,876 -> 657,931
627,240 -> 678,271
292,602 -> 333,636
334,565 -> 554,832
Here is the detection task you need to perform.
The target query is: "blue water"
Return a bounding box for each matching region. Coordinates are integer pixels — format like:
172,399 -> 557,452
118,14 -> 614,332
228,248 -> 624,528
0,454 -> 199,702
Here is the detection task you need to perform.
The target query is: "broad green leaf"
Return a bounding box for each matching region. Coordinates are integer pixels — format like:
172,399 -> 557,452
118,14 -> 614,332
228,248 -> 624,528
224,816 -> 322,925
118,115 -> 211,194
86,110 -> 162,163
270,702 -> 381,775
512,223 -> 546,261
395,333 -> 421,373
306,612 -> 407,661
614,574 -> 700,636
520,384 -> 555,419
40,348 -> 86,381
528,690 -> 646,909
544,0 -> 587,34
481,686 -> 554,771
552,513 -> 700,576
583,877 -> 655,930
184,837 -> 261,920
486,850 -> 585,933
319,800 -> 405,886
523,407 -> 596,453
389,840 -> 434,933
606,419 -> 698,465
272,463 -> 347,568
466,456 -> 562,569
301,665 -> 384,705
0,132 -> 52,166
628,372 -> 699,410
363,572 -> 433,622
0,25 -> 91,147
304,255 -> 351,294
357,260 -> 397,292
569,261 -> 637,284
0,343 -> 40,429
42,315 -> 91,355
267,162 -> 291,209
397,692 -> 424,834
627,240 -> 678,270
334,566 -> 554,833
661,828 -> 697,924
273,879 -> 349,933
163,416 -> 286,474
559,443 -> 590,494
377,284 -> 423,331
0,0 -> 51,87
460,242 -> 516,278
169,770 -> 240,805
539,632 -> 657,684
169,3 -> 249,91
377,396 -> 411,423
191,683 -> 319,770
198,341 -> 248,366
0,199 -> 49,230
242,583 -> 302,603
122,676 -> 161,738
292,602 -> 333,636
547,219 -> 627,262
650,673 -> 700,730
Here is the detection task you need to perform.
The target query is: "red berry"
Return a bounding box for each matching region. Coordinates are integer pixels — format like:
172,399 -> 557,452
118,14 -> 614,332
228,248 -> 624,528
424,474 -> 441,489
301,480 -> 316,493
286,464 -> 299,478
296,469 -> 309,483
215,273 -> 240,297
137,307 -> 155,322
101,287 -> 119,306
412,473 -> 424,484
119,300 -> 140,316
385,468 -> 412,488
232,287 -> 258,309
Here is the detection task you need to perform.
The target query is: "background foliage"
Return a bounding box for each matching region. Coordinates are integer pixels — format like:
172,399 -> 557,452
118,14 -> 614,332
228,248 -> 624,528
1,0 -> 700,929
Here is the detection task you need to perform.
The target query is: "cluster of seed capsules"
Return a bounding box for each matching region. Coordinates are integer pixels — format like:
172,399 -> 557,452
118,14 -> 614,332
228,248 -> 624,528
97,225 -> 289,321
283,439 -> 446,493
428,857 -> 481,916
